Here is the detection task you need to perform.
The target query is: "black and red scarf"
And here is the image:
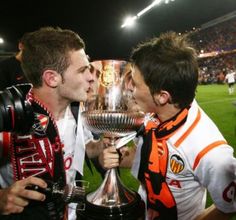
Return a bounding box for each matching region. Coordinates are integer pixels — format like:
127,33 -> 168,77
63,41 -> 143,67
138,107 -> 189,220
10,91 -> 66,220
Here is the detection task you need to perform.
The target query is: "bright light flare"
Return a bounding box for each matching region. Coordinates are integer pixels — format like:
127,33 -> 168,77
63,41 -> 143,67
121,0 -> 176,28
137,0 -> 162,17
121,16 -> 137,28
0,37 -> 4,44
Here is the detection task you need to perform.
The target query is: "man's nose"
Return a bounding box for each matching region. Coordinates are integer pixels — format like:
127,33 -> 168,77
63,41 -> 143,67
87,69 -> 95,83
127,79 -> 134,92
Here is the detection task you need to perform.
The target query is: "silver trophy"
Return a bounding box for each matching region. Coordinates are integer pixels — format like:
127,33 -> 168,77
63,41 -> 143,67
78,60 -> 145,219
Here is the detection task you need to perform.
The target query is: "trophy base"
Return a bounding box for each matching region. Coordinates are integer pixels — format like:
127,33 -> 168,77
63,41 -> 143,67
76,192 -> 145,220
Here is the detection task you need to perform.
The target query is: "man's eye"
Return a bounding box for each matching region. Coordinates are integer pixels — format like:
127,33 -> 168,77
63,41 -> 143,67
89,64 -> 95,73
78,66 -> 88,73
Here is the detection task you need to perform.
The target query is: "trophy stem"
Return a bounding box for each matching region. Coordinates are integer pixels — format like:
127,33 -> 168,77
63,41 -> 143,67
86,167 -> 136,206
87,136 -> 136,206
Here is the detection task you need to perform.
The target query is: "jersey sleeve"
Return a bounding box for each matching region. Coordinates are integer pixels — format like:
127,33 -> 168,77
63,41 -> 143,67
194,144 -> 236,213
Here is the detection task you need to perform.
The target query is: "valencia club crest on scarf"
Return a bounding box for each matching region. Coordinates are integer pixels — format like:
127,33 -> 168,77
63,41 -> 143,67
33,113 -> 49,135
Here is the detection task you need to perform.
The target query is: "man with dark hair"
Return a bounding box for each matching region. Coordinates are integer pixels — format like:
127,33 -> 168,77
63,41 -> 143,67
101,32 -> 236,220
0,27 -> 95,220
0,36 -> 28,90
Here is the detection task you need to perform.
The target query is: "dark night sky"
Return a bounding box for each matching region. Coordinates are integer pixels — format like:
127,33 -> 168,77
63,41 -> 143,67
0,0 -> 236,60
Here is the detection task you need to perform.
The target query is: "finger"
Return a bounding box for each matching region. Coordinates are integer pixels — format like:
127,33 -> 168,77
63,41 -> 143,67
103,137 -> 119,147
119,146 -> 129,153
20,188 -> 46,201
102,137 -> 110,144
0,187 -> 29,214
2,203 -> 24,215
104,152 -> 119,160
6,194 -> 29,207
10,184 -> 46,202
12,205 -> 24,214
104,160 -> 120,169
106,146 -> 118,153
12,177 -> 47,201
23,176 -> 47,189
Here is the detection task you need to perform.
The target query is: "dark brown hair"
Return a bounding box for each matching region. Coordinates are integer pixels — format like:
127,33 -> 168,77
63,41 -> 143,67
131,32 -> 199,109
21,26 -> 85,87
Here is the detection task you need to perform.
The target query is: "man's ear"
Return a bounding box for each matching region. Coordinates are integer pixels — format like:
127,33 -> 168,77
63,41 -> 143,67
18,42 -> 24,51
153,90 -> 171,105
42,70 -> 60,88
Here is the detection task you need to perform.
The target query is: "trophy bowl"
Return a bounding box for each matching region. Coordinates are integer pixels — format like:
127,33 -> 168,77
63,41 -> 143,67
77,60 -> 145,220
81,110 -> 144,137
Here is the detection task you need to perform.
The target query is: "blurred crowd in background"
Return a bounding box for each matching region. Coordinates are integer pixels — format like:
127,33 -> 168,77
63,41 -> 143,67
188,15 -> 236,85
0,15 -> 236,86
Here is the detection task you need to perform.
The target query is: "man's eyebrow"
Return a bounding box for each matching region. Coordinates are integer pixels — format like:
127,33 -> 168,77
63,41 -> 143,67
77,65 -> 90,72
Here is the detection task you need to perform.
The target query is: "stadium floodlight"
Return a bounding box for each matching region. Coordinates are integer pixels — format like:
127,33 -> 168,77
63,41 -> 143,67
137,4 -> 154,17
121,0 -> 175,28
137,0 -> 162,17
121,16 -> 137,28
0,37 -> 4,44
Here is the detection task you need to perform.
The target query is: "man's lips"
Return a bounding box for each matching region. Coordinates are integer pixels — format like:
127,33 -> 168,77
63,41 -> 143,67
87,87 -> 94,93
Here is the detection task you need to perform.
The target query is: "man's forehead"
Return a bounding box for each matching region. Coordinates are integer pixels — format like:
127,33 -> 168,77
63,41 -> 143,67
70,49 -> 89,64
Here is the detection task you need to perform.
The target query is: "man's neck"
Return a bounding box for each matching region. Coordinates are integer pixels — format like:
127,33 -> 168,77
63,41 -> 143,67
156,103 -> 181,122
15,51 -> 22,62
32,88 -> 69,120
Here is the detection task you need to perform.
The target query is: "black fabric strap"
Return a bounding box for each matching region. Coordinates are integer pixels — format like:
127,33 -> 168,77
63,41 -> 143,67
137,129 -> 152,182
70,102 -> 93,175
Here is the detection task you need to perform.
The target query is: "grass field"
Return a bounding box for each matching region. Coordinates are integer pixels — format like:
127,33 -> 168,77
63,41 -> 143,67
83,84 -> 236,219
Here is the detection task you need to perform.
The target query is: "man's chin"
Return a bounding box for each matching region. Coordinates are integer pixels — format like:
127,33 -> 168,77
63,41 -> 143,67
73,96 -> 87,103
